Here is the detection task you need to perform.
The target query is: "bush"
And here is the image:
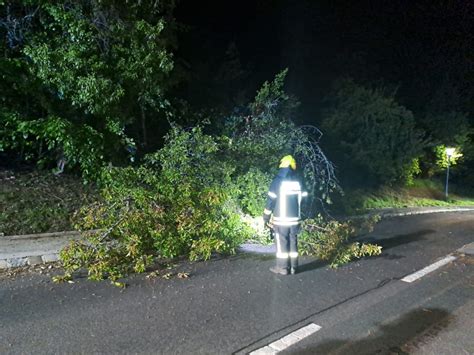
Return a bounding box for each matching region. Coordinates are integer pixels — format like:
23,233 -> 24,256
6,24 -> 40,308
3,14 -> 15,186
299,214 -> 382,267
322,78 -> 425,186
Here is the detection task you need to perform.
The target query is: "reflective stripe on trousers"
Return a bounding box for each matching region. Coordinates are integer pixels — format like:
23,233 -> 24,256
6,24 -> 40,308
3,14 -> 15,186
275,225 -> 299,267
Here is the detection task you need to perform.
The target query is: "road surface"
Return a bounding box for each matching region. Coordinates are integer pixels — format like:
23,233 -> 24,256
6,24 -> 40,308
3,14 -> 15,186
1,211 -> 473,354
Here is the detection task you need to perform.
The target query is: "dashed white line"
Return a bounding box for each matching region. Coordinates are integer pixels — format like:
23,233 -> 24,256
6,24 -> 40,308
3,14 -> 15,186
401,255 -> 457,283
250,254 -> 459,354
249,323 -> 322,354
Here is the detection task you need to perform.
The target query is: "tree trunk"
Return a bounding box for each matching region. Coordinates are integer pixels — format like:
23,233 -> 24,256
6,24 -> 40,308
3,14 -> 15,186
141,106 -> 147,148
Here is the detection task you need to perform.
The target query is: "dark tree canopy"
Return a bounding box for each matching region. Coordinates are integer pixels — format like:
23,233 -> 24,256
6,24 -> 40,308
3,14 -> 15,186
1,0 -> 473,187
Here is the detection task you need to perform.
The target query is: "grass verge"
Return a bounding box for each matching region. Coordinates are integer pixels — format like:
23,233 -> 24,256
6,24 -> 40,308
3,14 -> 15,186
0,168 -> 99,236
338,179 -> 474,214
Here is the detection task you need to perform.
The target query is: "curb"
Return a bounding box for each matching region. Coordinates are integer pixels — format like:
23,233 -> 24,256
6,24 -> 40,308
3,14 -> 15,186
0,254 -> 60,269
239,243 -> 276,254
343,206 -> 474,222
373,206 -> 474,219
5,230 -> 81,240
457,242 -> 474,256
0,230 -> 83,270
240,206 -> 474,255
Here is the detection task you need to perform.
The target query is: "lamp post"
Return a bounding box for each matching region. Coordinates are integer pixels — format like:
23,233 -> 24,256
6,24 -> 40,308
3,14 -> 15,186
445,147 -> 455,199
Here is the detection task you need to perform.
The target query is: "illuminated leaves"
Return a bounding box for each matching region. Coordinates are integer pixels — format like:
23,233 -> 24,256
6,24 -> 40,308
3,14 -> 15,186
299,214 -> 382,267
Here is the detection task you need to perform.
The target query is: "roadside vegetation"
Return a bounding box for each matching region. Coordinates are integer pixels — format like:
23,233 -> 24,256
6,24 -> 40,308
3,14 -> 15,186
56,72 -> 374,283
1,1 -> 472,284
336,179 -> 474,215
0,168 -> 98,236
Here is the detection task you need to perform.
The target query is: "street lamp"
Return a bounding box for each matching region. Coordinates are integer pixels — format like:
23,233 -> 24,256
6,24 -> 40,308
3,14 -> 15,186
445,147 -> 456,199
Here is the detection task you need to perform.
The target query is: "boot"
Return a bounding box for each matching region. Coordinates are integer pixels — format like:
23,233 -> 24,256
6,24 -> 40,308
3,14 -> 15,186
290,257 -> 299,275
269,265 -> 289,275
270,258 -> 289,275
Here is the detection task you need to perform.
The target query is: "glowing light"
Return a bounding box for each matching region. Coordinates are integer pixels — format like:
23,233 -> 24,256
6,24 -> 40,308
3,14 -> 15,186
446,147 -> 455,157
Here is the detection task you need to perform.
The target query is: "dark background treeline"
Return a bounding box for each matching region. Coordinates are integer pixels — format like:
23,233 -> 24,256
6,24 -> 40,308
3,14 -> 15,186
1,0 -> 472,189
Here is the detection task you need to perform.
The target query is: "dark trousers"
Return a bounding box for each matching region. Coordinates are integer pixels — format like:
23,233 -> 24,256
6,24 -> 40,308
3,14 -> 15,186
274,225 -> 300,269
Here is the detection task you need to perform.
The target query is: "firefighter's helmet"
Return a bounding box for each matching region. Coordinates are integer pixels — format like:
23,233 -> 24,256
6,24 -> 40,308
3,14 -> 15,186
279,155 -> 296,170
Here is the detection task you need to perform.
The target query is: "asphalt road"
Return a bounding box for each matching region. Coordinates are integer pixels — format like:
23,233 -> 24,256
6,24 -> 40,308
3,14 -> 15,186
1,211 -> 473,354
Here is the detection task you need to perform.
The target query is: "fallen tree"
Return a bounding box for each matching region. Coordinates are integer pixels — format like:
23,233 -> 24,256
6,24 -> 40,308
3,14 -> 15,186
55,71 -> 381,285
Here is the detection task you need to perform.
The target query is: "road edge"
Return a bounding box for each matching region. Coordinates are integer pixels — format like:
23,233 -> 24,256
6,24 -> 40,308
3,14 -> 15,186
2,207 -> 474,269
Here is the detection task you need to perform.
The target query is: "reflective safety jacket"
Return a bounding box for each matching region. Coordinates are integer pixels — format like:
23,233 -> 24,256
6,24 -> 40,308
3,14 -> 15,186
264,168 -> 308,226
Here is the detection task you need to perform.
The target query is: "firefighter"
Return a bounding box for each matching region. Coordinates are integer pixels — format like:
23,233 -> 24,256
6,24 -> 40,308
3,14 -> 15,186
263,155 -> 308,275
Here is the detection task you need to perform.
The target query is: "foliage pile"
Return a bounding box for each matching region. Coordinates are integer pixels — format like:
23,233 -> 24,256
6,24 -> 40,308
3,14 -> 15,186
299,214 -> 382,267
57,122 -> 262,282
56,71 -> 347,283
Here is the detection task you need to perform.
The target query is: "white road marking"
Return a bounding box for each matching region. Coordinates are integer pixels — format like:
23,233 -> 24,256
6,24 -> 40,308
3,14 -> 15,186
250,254 -> 458,354
401,255 -> 457,283
249,323 -> 322,354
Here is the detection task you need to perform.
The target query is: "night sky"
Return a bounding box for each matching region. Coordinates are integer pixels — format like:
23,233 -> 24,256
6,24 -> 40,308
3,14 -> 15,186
175,0 -> 473,123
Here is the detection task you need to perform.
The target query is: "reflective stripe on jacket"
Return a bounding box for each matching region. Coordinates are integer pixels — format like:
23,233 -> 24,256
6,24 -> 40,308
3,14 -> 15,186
265,168 -> 307,226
